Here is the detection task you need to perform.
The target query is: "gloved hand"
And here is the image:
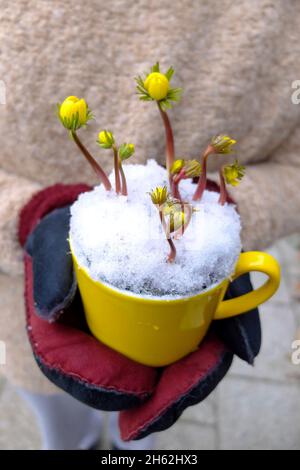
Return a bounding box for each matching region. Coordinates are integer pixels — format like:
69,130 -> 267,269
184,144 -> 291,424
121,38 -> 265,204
19,183 -> 261,441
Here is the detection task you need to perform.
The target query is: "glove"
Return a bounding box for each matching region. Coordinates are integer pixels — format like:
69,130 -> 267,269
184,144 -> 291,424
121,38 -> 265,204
19,183 -> 261,440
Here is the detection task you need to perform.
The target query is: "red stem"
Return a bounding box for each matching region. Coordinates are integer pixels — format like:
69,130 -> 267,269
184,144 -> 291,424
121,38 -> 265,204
192,149 -> 211,201
172,179 -> 181,200
113,145 -> 121,194
158,103 -> 175,179
159,210 -> 176,263
218,167 -> 228,205
172,167 -> 190,202
173,169 -> 184,185
166,238 -> 176,263
72,132 -> 111,191
119,162 -> 128,196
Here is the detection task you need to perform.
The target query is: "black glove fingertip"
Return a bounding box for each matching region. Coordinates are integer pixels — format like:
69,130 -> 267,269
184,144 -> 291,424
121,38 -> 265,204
25,206 -> 77,322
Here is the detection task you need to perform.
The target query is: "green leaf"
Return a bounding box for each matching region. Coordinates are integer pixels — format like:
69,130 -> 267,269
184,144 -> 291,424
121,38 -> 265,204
168,87 -> 182,99
159,100 -> 172,111
151,62 -> 160,73
136,85 -> 147,94
86,109 -> 94,123
163,100 -> 172,109
165,67 -> 174,81
135,76 -> 145,87
140,95 -> 152,101
98,142 -> 112,149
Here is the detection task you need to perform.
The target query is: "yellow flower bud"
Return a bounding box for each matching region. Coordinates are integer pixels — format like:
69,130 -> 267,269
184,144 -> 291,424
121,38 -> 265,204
183,160 -> 202,178
170,159 -> 185,175
223,160 -> 245,186
211,135 -> 237,154
144,72 -> 169,101
58,96 -> 91,131
149,186 -> 169,205
135,63 -> 181,109
98,130 -> 115,149
119,143 -> 135,161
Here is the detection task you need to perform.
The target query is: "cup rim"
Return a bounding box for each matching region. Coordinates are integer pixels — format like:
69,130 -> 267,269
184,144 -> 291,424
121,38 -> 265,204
69,237 -> 230,305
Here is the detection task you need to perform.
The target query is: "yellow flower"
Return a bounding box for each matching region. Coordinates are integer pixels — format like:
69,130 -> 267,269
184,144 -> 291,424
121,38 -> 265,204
135,63 -> 181,110
172,159 -> 202,181
58,96 -> 91,131
149,186 -> 169,205
223,160 -> 245,186
119,143 -> 135,161
98,130 -> 115,149
183,160 -> 202,178
211,135 -> 236,154
170,159 -> 185,175
144,72 -> 170,101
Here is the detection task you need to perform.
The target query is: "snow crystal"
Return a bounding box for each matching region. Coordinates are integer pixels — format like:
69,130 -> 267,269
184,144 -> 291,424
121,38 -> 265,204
70,160 -> 242,298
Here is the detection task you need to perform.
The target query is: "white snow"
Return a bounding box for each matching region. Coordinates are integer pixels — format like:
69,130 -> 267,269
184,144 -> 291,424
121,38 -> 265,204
70,160 -> 242,298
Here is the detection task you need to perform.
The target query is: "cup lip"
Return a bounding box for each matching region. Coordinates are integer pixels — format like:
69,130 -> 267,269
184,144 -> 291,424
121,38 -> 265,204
69,237 -> 230,305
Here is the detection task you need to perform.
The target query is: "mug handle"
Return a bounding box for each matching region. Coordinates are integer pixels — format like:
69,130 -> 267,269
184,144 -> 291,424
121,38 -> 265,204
214,251 -> 281,320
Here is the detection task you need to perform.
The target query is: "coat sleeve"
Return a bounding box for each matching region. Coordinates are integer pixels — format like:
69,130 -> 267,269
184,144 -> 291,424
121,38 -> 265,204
211,126 -> 300,250
0,169 -> 41,276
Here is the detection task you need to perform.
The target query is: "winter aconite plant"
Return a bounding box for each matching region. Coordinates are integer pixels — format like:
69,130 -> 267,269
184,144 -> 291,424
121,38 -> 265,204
57,98 -> 135,195
135,63 -> 181,181
193,135 -> 237,201
57,96 -> 112,191
57,63 -> 245,263
97,130 -> 135,196
149,186 -> 194,263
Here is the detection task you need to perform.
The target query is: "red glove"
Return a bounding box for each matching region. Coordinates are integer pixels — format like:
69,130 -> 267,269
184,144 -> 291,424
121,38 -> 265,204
19,184 -> 260,440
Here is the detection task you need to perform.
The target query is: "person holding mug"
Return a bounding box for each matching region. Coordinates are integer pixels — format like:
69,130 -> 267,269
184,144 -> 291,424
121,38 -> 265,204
0,0 -> 299,450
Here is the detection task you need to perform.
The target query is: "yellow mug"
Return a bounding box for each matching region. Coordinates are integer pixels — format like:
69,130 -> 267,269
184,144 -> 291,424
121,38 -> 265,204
70,243 -> 280,367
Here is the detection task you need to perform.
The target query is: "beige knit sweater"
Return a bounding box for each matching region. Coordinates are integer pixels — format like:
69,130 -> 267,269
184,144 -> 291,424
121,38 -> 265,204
0,0 -> 299,392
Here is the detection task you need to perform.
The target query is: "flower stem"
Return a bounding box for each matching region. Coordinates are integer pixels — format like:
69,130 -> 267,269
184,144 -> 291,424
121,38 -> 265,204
218,166 -> 228,205
112,145 -> 121,194
159,210 -> 176,262
172,167 -> 189,202
119,161 -> 128,196
192,147 -> 212,201
72,131 -> 112,191
166,238 -> 176,263
171,179 -> 181,200
157,103 -> 175,179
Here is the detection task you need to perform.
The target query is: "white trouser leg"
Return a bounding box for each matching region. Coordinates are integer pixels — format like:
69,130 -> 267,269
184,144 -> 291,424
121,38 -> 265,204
18,388 -> 103,450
